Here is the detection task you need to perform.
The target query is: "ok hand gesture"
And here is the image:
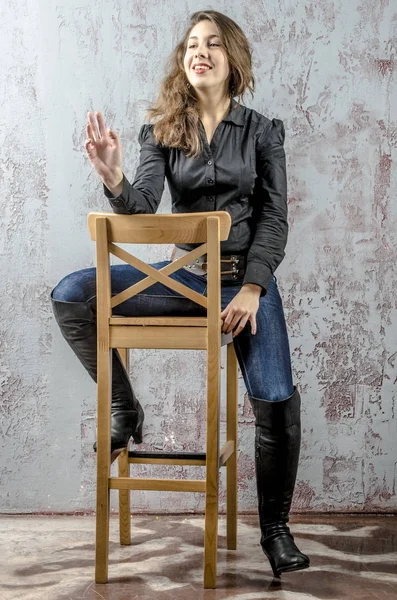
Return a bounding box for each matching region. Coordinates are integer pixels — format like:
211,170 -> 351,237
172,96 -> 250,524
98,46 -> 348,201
85,111 -> 123,187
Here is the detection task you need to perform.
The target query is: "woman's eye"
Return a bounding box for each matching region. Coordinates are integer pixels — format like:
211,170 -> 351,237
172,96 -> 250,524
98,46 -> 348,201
188,43 -> 220,49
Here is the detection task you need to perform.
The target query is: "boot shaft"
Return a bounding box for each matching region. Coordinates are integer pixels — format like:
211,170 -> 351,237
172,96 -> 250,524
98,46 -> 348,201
250,388 -> 302,525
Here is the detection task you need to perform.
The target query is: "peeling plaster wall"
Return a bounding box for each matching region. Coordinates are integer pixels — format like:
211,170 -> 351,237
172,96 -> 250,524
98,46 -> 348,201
1,0 -> 396,513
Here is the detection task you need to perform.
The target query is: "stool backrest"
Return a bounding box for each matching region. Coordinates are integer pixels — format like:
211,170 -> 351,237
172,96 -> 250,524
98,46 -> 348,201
87,211 -> 232,329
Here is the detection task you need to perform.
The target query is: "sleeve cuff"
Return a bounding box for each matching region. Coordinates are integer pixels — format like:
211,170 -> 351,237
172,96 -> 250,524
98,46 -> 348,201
103,173 -> 127,197
103,174 -> 131,213
103,182 -> 115,199
243,261 -> 273,295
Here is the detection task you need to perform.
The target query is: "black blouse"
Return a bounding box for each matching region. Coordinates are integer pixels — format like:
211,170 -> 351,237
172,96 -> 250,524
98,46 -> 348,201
104,101 -> 288,294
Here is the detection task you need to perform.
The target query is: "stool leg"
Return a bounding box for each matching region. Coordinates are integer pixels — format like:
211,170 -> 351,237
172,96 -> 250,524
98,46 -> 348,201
204,349 -> 220,589
117,349 -> 132,545
95,348 -> 112,583
118,449 -> 131,545
226,343 -> 238,550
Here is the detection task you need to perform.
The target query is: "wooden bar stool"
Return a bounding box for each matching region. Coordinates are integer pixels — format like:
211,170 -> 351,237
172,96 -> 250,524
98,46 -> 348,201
88,211 -> 238,589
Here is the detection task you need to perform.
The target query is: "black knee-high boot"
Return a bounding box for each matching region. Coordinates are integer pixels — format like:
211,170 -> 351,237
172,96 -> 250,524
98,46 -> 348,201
51,297 -> 144,452
249,387 -> 310,577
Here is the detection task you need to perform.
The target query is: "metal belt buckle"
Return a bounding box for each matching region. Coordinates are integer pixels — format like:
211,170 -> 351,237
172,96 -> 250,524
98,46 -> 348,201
186,257 -> 206,275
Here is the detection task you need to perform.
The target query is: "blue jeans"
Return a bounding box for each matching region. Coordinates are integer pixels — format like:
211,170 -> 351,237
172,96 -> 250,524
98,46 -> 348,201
52,261 -> 294,402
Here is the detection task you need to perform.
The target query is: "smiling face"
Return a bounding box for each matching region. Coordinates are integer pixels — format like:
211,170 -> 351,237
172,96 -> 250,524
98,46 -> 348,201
183,19 -> 230,95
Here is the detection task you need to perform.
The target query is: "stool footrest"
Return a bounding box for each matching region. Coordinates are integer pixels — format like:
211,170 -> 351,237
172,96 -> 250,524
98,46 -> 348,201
128,450 -> 206,466
129,450 -> 206,459
109,477 -> 206,492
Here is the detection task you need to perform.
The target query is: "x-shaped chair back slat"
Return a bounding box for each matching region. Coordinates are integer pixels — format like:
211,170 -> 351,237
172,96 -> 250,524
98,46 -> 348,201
87,212 -> 232,316
109,242 -> 208,309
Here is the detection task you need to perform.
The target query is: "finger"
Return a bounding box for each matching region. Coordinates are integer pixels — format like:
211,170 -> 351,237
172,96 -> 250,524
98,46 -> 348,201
233,314 -> 249,338
85,125 -> 98,154
221,312 -> 234,333
249,314 -> 257,335
108,128 -> 119,145
87,112 -> 99,142
221,301 -> 235,320
96,111 -> 106,137
86,123 -> 95,143
220,306 -> 229,319
222,308 -> 237,332
221,305 -> 231,323
225,312 -> 243,334
84,138 -> 95,154
86,121 -> 96,144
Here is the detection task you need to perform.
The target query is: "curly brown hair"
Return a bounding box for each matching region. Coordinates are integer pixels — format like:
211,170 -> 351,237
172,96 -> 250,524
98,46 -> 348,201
146,10 -> 255,157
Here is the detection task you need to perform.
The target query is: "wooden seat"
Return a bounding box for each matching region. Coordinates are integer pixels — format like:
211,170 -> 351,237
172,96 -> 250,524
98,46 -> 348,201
88,211 -> 238,589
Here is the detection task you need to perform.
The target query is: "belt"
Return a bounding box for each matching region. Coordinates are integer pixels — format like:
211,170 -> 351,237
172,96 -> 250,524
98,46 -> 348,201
172,246 -> 246,281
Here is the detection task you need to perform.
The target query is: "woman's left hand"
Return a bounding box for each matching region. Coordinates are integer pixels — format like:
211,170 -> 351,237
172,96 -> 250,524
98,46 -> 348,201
221,284 -> 262,337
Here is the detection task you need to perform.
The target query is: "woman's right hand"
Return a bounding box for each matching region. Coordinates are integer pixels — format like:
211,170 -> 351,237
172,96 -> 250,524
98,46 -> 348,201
85,111 -> 123,188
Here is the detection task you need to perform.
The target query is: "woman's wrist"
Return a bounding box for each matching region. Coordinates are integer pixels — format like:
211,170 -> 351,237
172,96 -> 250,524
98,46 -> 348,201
102,168 -> 123,195
102,169 -> 123,189
242,283 -> 262,296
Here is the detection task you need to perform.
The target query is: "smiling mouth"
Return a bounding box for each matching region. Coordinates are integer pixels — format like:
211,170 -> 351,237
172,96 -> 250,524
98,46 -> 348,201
192,65 -> 212,73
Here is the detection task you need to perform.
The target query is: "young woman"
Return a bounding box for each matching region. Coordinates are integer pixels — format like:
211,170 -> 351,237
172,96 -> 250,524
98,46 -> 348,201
51,10 -> 310,578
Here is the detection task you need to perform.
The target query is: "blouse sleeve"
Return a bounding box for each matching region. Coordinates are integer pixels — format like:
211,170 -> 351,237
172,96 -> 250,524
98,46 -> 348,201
103,124 -> 166,215
243,118 -> 288,293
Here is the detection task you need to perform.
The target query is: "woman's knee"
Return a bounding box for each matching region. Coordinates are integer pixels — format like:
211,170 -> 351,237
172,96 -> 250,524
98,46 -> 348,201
51,268 -> 97,303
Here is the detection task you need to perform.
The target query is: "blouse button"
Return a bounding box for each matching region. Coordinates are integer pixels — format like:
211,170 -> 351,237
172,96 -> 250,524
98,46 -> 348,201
207,160 -> 213,166
207,178 -> 213,184
207,196 -> 214,202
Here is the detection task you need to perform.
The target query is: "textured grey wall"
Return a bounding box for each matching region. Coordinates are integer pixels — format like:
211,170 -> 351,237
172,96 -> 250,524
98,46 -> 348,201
1,0 -> 396,513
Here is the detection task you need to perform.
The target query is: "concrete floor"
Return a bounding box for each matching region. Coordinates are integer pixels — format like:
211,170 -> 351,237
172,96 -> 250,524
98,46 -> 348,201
1,514 -> 397,599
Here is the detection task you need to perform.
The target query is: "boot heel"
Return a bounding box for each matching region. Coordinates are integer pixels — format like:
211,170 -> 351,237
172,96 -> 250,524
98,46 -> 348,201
270,561 -> 281,579
262,549 -> 281,578
132,421 -> 143,444
132,406 -> 144,444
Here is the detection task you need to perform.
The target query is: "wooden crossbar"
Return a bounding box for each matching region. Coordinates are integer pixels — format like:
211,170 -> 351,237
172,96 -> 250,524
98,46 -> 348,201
219,441 -> 235,467
128,457 -> 206,466
110,243 -> 208,309
109,317 -> 207,326
109,478 -> 206,493
88,211 -> 231,244
109,325 -> 208,350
